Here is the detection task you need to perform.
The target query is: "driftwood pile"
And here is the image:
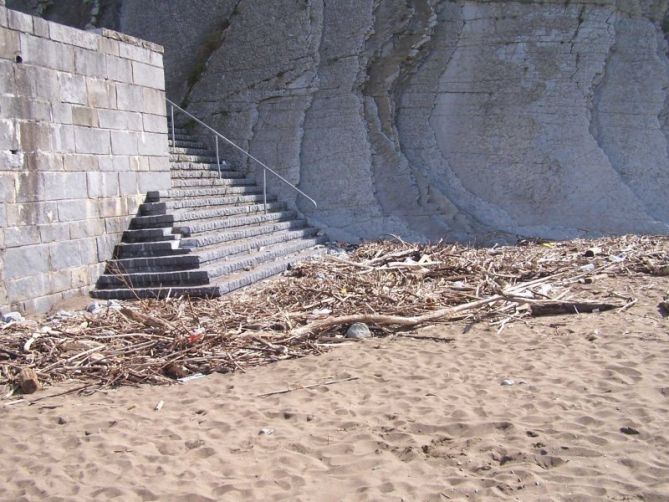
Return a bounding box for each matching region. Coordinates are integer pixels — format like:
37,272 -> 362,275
1,234 -> 667,398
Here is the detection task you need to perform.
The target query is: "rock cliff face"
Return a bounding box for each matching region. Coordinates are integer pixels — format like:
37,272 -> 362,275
10,0 -> 669,242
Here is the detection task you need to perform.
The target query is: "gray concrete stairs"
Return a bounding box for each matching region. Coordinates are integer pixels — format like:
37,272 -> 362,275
91,126 -> 326,300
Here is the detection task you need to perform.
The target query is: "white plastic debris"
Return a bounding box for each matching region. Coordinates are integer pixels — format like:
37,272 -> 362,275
580,263 -> 596,272
1,312 -> 24,323
258,427 -> 274,436
501,379 -> 515,386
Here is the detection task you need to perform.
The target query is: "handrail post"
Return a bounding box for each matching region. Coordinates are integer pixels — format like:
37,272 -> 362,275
215,136 -> 221,179
170,104 -> 175,146
263,169 -> 267,214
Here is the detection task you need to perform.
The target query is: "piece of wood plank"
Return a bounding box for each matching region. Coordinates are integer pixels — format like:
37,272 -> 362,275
17,368 -> 41,394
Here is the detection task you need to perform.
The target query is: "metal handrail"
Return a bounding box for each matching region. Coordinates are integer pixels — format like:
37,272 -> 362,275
166,99 -> 318,211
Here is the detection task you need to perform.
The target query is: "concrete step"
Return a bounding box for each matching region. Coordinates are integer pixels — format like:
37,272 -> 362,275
143,194 -> 276,214
91,284 -> 220,300
96,268 -> 210,289
91,246 -> 325,299
130,201 -> 285,229
206,235 -> 326,280
176,210 -> 298,236
171,169 -> 244,180
108,227 -> 319,273
169,134 -> 197,142
113,239 -> 192,258
210,242 -> 327,294
171,177 -> 257,188
169,161 -> 233,172
169,146 -> 210,154
105,253 -> 200,273
170,154 -> 219,163
121,227 -> 181,243
197,227 -> 321,264
181,218 -> 307,248
147,186 -> 263,202
169,139 -> 201,147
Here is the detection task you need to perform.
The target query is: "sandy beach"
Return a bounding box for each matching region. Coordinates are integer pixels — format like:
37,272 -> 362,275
1,273 -> 668,501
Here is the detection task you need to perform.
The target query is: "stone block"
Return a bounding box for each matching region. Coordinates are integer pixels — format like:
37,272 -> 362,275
118,41 -> 152,64
118,170 -> 137,194
98,36 -> 119,56
0,7 -> 7,27
18,121 -> 52,152
86,78 -> 116,109
98,109 -> 141,130
132,60 -> 165,90
116,83 -> 143,111
53,124 -> 75,153
0,173 -> 16,202
23,152 -> 63,173
58,199 -> 99,222
130,155 -> 150,171
87,171 -> 119,197
71,266 -> 89,288
49,240 -> 83,270
74,126 -> 110,154
69,219 -> 104,239
0,25 -> 19,59
142,87 -> 165,115
149,156 -> 169,172
4,225 -> 39,247
95,234 -> 117,261
7,275 -> 50,303
138,170 -> 170,192
58,73 -> 87,105
6,201 -> 58,225
22,292 -> 65,314
38,222 -> 69,243
142,113 -> 168,133
4,245 -> 49,280
13,64 -> 60,101
62,153 -> 96,172
49,269 -> 72,292
7,9 -> 32,33
0,149 -> 23,170
0,118 -> 18,150
110,130 -> 138,155
137,131 -> 167,156
19,33 -> 74,72
51,102 -> 73,124
105,55 -> 132,83
14,99 -> 52,122
72,106 -> 99,127
49,22 -> 97,50
0,60 -> 12,94
38,171 -> 88,200
103,215 -> 131,235
32,17 -> 49,38
74,47 -> 106,78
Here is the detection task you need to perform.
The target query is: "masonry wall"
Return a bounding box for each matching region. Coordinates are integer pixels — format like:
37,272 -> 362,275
0,4 -> 170,313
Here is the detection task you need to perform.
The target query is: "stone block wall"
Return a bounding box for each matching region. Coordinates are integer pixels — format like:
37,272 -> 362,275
0,6 -> 170,313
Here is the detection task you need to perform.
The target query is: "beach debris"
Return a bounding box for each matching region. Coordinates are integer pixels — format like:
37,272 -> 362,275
17,367 -> 41,394
346,322 -> 371,339
620,426 -> 640,435
579,263 -> 596,272
86,302 -> 103,315
0,235 -> 664,396
163,362 -> 188,379
258,427 -> 274,436
178,373 -> 206,384
154,400 -> 164,411
257,376 -> 360,397
501,379 -> 515,386
583,247 -> 602,257
1,312 -> 24,324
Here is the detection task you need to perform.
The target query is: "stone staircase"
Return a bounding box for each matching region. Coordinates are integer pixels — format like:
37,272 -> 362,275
91,125 -> 327,300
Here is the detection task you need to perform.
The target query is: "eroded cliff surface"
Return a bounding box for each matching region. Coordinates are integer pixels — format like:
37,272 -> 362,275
11,0 -> 669,242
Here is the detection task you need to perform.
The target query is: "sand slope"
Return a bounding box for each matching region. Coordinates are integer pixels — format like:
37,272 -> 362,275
2,276 -> 669,501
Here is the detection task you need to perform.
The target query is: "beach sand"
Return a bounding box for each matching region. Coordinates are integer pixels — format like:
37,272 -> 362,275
1,275 -> 669,501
